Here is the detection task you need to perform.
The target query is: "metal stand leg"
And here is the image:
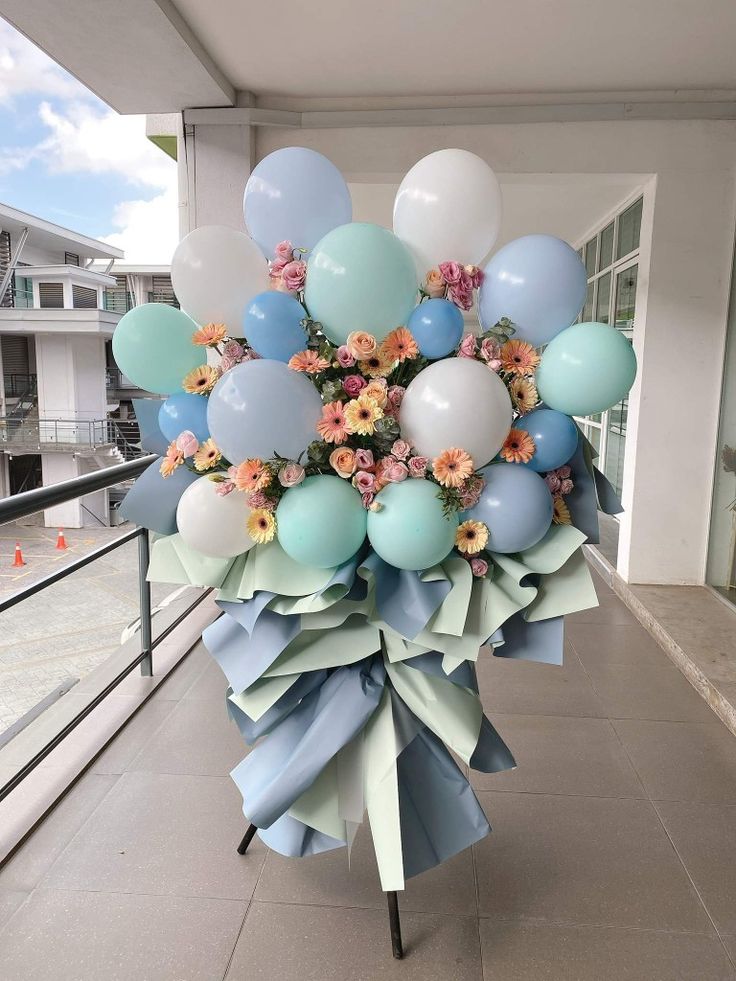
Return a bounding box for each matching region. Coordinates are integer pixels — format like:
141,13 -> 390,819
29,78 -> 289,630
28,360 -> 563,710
386,890 -> 403,959
237,822 -> 257,855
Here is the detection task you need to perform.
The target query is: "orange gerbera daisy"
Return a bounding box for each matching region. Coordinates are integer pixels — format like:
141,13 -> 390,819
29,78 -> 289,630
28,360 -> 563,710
501,339 -> 541,376
193,438 -> 222,472
160,441 -> 183,477
432,447 -> 475,488
382,327 -> 419,363
362,348 -> 395,379
344,393 -> 384,436
233,458 -> 271,492
182,364 -> 220,395
316,401 -> 350,444
552,495 -> 572,525
455,520 -> 489,555
509,376 -> 539,414
500,429 -> 536,464
288,350 -> 331,374
192,323 -> 227,347
247,508 -> 276,544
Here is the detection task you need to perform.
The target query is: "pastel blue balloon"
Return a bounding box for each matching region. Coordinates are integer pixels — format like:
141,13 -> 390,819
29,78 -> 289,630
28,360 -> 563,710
467,463 -> 553,554
277,475 -> 367,569
478,235 -> 587,346
207,359 -> 323,465
305,223 -> 418,346
112,303 -> 200,395
243,147 -> 352,258
158,392 -> 210,444
514,408 -> 579,473
244,291 -> 308,362
407,299 -> 464,359
536,322 -> 637,416
367,479 -> 458,571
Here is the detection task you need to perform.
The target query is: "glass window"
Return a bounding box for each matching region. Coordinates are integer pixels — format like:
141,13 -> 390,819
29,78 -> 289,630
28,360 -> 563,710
599,222 -> 614,270
585,237 -> 597,278
587,425 -> 602,454
596,272 -> 611,324
617,198 -> 642,259
604,396 -> 629,498
583,281 -> 595,322
614,265 -> 638,332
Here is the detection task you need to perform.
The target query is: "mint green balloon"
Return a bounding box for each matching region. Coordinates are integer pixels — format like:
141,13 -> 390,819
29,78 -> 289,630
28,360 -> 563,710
536,321 -> 637,416
367,479 -> 458,571
112,303 -> 201,395
276,475 -> 367,569
305,222 -> 418,345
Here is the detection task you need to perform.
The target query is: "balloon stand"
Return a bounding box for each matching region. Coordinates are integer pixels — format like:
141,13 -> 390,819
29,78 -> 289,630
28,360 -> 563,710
113,144 -> 637,959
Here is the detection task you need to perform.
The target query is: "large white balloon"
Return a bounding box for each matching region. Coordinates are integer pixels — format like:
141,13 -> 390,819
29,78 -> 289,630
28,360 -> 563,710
171,225 -> 267,334
393,149 -> 502,276
176,477 -> 256,559
399,358 -> 512,467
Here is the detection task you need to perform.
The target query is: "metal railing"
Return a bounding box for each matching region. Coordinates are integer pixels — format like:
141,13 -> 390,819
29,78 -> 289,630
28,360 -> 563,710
0,416 -> 143,456
0,454 -> 210,802
3,373 -> 37,399
106,367 -> 148,392
102,290 -> 179,314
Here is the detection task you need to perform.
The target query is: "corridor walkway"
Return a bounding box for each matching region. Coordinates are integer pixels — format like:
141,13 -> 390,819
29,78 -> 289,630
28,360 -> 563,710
0,571 -> 735,980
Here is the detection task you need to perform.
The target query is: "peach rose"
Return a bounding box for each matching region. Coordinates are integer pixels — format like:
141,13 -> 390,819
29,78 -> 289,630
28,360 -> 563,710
329,446 -> 356,479
346,330 -> 377,360
363,379 -> 388,407
424,268 -> 446,299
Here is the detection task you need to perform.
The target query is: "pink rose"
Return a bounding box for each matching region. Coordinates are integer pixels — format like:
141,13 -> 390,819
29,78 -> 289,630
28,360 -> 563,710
223,340 -> 244,360
408,455 -> 428,478
387,385 -> 405,409
175,430 -> 199,457
280,259 -> 307,293
215,480 -> 235,497
336,346 -> 356,368
459,475 -> 485,509
227,465 -> 238,481
439,261 -> 462,286
470,557 -> 488,577
241,348 -> 260,361
343,374 -> 367,398
219,355 -> 236,372
560,478 -> 574,495
385,460 -> 409,483
361,492 -> 375,509
355,448 -> 375,471
279,462 -> 305,487
391,439 -> 411,461
274,240 -> 294,262
247,490 -> 276,511
457,334 -> 477,358
448,283 -> 474,311
353,470 -> 376,494
467,265 -> 484,289
269,255 -> 290,277
557,465 -> 571,479
480,338 -> 501,363
545,474 -> 561,493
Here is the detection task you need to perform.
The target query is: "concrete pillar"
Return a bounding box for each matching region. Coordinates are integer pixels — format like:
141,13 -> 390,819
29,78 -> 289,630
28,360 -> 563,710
35,333 -> 108,421
41,453 -> 83,527
182,117 -> 254,232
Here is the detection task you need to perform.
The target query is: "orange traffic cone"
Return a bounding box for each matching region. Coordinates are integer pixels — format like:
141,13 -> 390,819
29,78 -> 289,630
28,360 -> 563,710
12,542 -> 26,567
56,528 -> 68,550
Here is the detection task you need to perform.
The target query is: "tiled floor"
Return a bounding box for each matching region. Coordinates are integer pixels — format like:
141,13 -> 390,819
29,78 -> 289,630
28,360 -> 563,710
0,571 -> 735,980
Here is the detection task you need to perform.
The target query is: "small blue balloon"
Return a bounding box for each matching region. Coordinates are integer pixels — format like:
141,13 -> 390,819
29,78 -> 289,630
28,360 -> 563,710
467,463 -> 553,554
478,235 -> 587,346
514,408 -> 579,473
158,392 -> 210,444
407,299 -> 464,359
244,291 -> 308,362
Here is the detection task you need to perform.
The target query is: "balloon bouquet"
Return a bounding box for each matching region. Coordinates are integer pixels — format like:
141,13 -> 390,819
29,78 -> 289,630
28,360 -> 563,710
114,147 -> 636,899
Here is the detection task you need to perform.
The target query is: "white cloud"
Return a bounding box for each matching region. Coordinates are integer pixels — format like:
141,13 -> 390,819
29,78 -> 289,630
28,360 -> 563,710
101,183 -> 179,263
0,20 -> 90,104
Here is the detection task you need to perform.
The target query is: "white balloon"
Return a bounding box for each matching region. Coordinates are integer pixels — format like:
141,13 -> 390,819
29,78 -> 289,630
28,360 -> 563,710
171,225 -> 268,334
176,477 -> 256,559
393,149 -> 502,276
400,358 -> 512,467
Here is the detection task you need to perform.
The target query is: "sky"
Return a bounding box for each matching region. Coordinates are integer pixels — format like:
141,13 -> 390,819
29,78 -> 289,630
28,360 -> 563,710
0,18 -> 178,262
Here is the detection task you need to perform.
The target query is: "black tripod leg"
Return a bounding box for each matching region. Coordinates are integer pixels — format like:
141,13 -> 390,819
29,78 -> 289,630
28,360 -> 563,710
386,891 -> 403,959
237,822 -> 258,855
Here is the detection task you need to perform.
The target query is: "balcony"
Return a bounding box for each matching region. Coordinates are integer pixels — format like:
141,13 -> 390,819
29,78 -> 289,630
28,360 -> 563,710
0,416 -> 142,458
103,289 -> 180,314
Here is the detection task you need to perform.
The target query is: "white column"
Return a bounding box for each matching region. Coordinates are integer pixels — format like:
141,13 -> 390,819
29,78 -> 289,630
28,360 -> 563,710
181,116 -> 254,231
41,454 -> 83,527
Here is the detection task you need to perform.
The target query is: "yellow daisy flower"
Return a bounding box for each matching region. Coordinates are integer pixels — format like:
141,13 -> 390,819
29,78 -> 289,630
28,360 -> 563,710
182,364 -> 220,395
362,348 -> 395,379
455,519 -> 489,555
552,495 -> 572,525
193,438 -> 222,472
247,508 -> 276,544
344,393 -> 384,436
509,376 -> 539,414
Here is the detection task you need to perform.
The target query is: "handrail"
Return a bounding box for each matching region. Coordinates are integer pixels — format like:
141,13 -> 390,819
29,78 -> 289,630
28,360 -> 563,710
0,454 -> 156,525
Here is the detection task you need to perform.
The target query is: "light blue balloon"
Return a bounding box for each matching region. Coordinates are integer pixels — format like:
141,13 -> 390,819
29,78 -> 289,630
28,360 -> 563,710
536,322 -> 637,416
305,223 -> 418,346
277,475 -> 367,569
478,235 -> 587,346
407,299 -> 464,359
207,359 -> 323,465
367,480 -> 458,571
514,408 -> 579,473
112,303 -> 201,395
244,291 -> 308,362
467,463 -> 553,554
158,392 -> 210,444
243,147 -> 352,258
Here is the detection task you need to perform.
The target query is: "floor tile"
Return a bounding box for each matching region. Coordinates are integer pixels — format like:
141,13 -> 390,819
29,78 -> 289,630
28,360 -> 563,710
613,719 -> 736,803
474,791 -> 713,933
0,890 -> 27,930
90,698 -> 178,774
44,771 -> 265,901
477,647 -> 606,719
478,919 -> 736,981
182,657 -> 230,701
567,621 -> 668,666
567,599 -> 638,626
226,901 -> 482,980
471,715 -> 644,797
0,888 -> 246,981
127,697 -> 247,776
0,771 -> 118,892
655,800 -> 736,936
255,822 -> 477,916
151,643 -> 210,701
